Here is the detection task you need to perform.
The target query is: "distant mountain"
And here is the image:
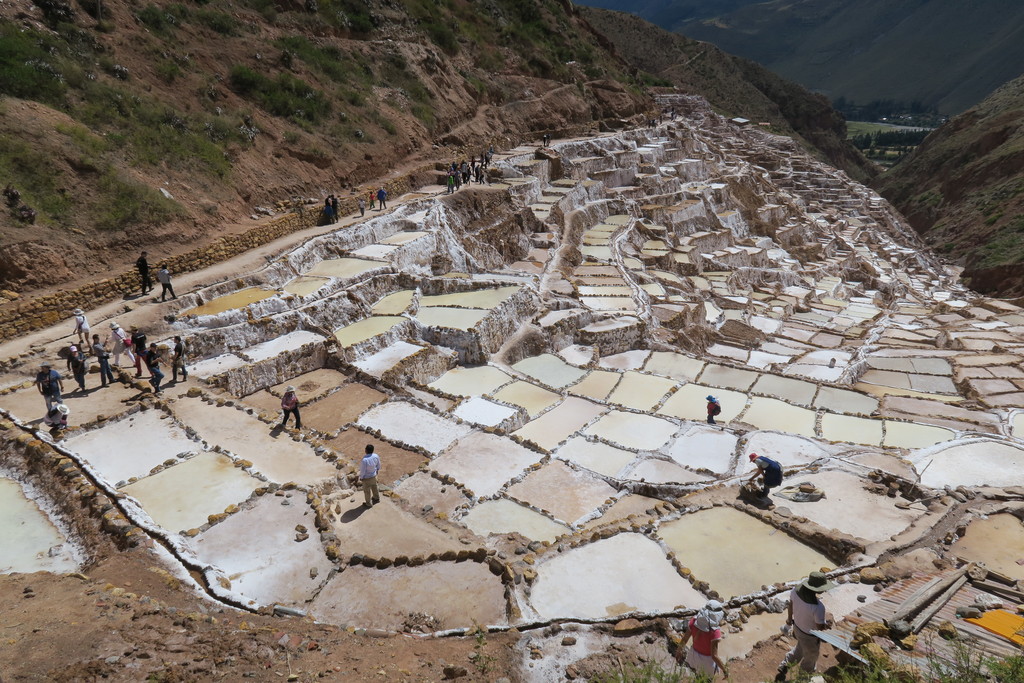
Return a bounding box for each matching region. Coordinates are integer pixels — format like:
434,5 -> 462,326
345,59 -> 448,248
876,75 -> 1024,295
582,0 -> 1024,115
579,6 -> 876,183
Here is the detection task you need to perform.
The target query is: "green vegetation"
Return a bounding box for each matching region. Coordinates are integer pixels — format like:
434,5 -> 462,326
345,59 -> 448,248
849,126 -> 931,167
0,24 -> 67,104
229,66 -> 331,124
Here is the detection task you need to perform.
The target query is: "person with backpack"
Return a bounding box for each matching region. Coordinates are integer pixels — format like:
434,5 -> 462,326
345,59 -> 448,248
65,343 -> 87,392
109,322 -> 134,367
91,334 -> 115,387
71,308 -> 90,346
748,452 -> 784,499
136,251 -> 153,295
144,343 -> 165,394
706,395 -> 722,424
376,186 -> 388,210
674,599 -> 729,679
35,361 -> 64,411
358,197 -> 366,217
278,386 -> 301,430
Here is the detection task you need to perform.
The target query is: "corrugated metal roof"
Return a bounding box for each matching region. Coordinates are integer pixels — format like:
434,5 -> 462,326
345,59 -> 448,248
822,572 -> 1023,675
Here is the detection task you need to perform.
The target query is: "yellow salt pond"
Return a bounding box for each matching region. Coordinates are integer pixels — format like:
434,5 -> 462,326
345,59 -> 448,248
333,316 -> 405,347
304,257 -> 383,279
568,370 -> 622,401
371,289 -> 416,315
415,307 -> 489,330
491,381 -> 561,418
187,288 -> 276,317
606,371 -> 677,411
282,276 -> 329,297
418,286 -> 519,309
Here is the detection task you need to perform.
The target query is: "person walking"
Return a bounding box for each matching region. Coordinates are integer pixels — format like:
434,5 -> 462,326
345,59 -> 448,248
446,171 -> 455,194
675,599 -> 729,679
72,308 -> 90,346
330,195 -> 339,223
748,453 -> 784,500
91,334 -> 115,387
359,444 -> 381,508
171,335 -> 188,382
376,186 -> 387,210
156,264 -> 177,301
144,343 -> 164,394
130,326 -> 148,378
65,344 -> 87,392
368,190 -> 375,211
35,361 -> 64,411
109,322 -> 134,367
278,386 -> 301,429
706,395 -> 722,424
358,197 -> 366,217
776,572 -> 835,682
136,251 -> 153,295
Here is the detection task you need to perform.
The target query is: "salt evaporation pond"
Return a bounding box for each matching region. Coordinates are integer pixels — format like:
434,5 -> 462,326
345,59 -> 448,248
303,257 -> 382,279
513,354 -> 588,389
585,410 -> 677,450
282,276 -> 328,297
187,288 -> 276,317
415,307 -> 489,330
370,289 -> 416,315
911,440 -> 1024,488
333,316 -> 405,347
418,286 -> 519,309
461,498 -> 570,543
555,437 -> 636,477
658,507 -> 833,599
0,477 -> 79,574
529,533 -> 706,619
428,365 -> 513,396
950,514 -> 1024,577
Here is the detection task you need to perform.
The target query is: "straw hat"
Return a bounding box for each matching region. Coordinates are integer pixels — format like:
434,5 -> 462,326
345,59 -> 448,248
73,308 -> 84,315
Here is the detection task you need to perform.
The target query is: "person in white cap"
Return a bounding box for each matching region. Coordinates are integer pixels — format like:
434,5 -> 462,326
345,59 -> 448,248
43,403 -> 70,432
776,571 -> 835,681
676,599 -> 728,679
278,386 -> 301,429
72,308 -> 89,346
65,343 -> 87,392
108,322 -> 134,367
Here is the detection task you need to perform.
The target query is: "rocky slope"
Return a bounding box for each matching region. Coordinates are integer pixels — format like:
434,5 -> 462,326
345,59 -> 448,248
579,6 -> 876,184
0,0 -> 649,293
876,75 -> 1024,296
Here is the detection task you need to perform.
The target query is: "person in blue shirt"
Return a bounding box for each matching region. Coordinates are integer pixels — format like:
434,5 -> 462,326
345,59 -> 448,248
748,452 -> 784,499
35,361 -> 64,411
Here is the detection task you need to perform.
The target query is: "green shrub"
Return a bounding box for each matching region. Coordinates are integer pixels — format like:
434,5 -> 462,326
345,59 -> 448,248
228,65 -> 331,123
194,8 -> 238,35
95,168 -> 182,230
0,24 -> 67,104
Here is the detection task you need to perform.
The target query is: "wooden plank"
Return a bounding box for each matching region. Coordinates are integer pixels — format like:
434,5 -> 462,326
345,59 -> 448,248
887,568 -> 967,626
910,576 -> 968,634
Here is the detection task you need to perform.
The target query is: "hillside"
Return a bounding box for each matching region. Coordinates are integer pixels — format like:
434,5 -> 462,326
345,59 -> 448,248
588,0 -> 1024,116
876,75 -> 1024,296
579,6 -> 876,183
0,0 -> 649,293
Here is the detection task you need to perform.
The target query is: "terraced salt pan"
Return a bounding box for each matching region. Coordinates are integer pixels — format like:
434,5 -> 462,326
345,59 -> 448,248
190,494 -> 331,608
909,440 -> 1024,488
172,399 -> 337,484
190,353 -> 248,379
380,230 -> 429,245
950,514 -> 1024,578
606,371 -> 678,411
554,437 -> 636,477
304,257 -> 383,279
751,375 -> 817,406
428,365 -> 513,397
431,431 -> 541,497
298,384 -> 386,432
121,452 -> 259,533
783,470 -> 922,541
511,397 -> 605,451
282,276 -> 329,297
698,364 -> 759,391
491,381 -> 561,417
513,354 -> 587,389
665,427 -> 737,474
415,306 -> 489,330
352,341 -> 423,378
64,410 -> 197,484
740,398 -> 818,438
327,497 -> 464,558
239,330 -> 323,362
658,384 -> 746,423
737,433 -> 830,474
506,460 -> 618,525
187,288 -> 276,317
333,316 -> 405,347
452,397 -> 518,427
568,370 -> 621,401
419,286 -> 519,309
461,498 -> 570,543
814,386 -> 879,416
820,413 -> 884,446
580,296 -> 637,312
658,507 -> 833,599
311,562 -> 507,630
882,421 -> 954,449
585,410 -> 677,451
529,533 -> 706,619
370,289 -> 416,315
599,350 -> 651,371
625,458 -> 709,484
357,402 -> 471,455
0,476 -> 79,573
643,351 -> 705,381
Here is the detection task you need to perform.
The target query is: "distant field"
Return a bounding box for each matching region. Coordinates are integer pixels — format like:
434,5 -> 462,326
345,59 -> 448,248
846,121 -> 931,138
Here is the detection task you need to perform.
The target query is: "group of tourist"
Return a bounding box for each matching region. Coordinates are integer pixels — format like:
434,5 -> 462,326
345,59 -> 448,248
135,251 -> 177,301
445,149 -> 493,194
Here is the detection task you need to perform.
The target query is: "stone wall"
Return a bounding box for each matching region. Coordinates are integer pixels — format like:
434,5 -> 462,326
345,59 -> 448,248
0,168 -> 430,342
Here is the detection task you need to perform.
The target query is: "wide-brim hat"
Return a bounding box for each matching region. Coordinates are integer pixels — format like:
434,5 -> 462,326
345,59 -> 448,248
56,404 -> 70,415
73,308 -> 84,315
110,322 -> 120,329
286,385 -> 296,392
40,361 -> 52,367
800,571 -> 836,593
706,395 -> 716,401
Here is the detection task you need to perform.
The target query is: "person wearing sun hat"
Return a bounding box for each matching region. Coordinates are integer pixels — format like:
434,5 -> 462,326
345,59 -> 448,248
776,571 -> 835,681
675,599 -> 729,679
278,386 -> 301,430
71,308 -> 89,345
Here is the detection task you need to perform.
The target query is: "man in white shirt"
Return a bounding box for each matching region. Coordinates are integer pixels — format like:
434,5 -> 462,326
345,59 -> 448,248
777,571 -> 834,681
359,444 -> 381,508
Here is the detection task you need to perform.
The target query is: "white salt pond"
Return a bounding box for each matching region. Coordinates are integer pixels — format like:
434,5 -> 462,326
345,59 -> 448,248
461,498 -> 570,543
352,341 -> 422,378
0,476 -> 79,574
737,432 -> 830,475
415,306 -> 489,330
333,316 -> 405,347
191,494 -> 332,607
506,460 -> 618,525
428,365 -> 512,397
418,286 -> 519,309
740,398 -> 817,439
585,410 -> 677,451
121,452 -> 259,533
624,458 -> 710,484
431,431 -> 541,497
511,397 -> 605,451
189,353 -> 249,379
643,351 -> 705,381
554,437 -> 637,477
239,330 -> 323,362
513,354 -> 588,389
529,533 -> 706,619
304,257 -> 383,279
357,402 -> 471,455
568,370 -> 622,401
910,440 -> 1024,488
665,427 -> 737,474
491,381 -> 561,417
64,410 -> 198,485
658,384 -> 746,423
658,507 -> 833,599
606,371 -> 677,411
452,396 -> 519,427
